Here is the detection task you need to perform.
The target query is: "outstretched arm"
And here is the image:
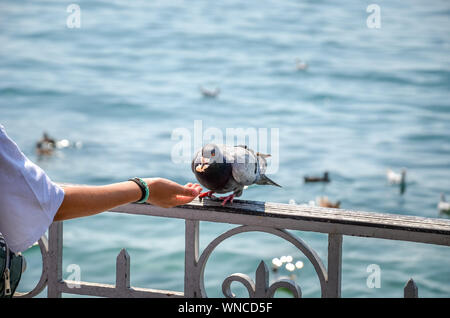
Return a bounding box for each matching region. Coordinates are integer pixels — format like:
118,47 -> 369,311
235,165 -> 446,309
54,178 -> 202,221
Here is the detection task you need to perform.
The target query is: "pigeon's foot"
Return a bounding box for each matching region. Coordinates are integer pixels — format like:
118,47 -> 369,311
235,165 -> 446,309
218,193 -> 235,206
198,191 -> 216,201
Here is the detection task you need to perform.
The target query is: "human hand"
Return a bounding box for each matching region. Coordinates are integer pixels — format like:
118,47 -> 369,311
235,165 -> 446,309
143,178 -> 202,208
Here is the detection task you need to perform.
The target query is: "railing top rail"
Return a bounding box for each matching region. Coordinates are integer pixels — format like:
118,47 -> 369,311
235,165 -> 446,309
108,198 -> 450,246
191,199 -> 450,232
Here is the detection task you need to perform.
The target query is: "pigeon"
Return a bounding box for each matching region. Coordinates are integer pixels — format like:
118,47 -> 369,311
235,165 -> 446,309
192,143 -> 281,205
438,193 -> 450,213
304,171 -> 330,183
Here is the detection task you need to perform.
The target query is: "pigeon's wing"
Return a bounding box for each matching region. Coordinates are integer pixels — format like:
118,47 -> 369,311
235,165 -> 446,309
228,146 -> 259,186
257,152 -> 268,175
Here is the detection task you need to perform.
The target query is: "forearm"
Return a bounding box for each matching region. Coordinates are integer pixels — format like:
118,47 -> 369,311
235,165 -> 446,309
54,181 -> 141,221
53,178 -> 202,221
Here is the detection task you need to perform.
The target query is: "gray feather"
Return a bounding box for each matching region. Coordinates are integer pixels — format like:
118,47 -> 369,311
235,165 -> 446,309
256,174 -> 282,187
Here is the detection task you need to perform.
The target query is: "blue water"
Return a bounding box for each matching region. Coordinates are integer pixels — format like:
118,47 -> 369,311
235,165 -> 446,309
1,0 -> 450,297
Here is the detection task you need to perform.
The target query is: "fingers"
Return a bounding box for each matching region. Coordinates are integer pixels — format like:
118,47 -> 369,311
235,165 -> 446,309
184,183 -> 201,191
181,183 -> 202,197
174,195 -> 198,205
145,178 -> 203,208
172,183 -> 202,206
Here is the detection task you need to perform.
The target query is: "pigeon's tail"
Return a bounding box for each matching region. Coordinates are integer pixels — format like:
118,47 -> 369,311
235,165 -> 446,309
257,174 -> 282,188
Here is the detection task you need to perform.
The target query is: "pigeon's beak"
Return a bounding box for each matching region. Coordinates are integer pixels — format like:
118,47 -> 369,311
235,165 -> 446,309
195,157 -> 210,173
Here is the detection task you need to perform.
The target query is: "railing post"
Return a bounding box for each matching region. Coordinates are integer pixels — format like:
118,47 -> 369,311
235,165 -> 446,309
47,221 -> 63,298
404,278 -> 418,298
326,233 -> 343,298
116,249 -> 131,291
184,220 -> 200,297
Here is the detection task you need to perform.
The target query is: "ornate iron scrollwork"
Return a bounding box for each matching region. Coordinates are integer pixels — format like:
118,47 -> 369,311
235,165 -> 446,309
195,225 -> 328,297
222,261 -> 302,298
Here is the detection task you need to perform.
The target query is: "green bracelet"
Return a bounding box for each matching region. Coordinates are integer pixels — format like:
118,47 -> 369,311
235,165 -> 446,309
129,177 -> 149,204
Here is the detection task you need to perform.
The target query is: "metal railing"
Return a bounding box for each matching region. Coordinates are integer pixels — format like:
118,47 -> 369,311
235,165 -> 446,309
14,195 -> 450,298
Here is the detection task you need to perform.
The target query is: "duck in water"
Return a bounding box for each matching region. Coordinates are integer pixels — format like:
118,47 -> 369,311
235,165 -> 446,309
316,196 -> 341,209
295,58 -> 308,71
438,193 -> 450,214
386,168 -> 407,194
304,171 -> 330,183
36,132 -> 56,156
199,86 -> 220,98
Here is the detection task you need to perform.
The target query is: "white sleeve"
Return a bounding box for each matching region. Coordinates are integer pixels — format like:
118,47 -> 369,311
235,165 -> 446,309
0,125 -> 65,253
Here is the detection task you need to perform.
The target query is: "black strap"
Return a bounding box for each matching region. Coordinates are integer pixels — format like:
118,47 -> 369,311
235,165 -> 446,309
128,177 -> 146,202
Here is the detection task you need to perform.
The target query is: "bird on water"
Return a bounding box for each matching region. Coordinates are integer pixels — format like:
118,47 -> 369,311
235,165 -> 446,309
199,86 -> 220,98
386,168 -> 407,194
304,171 -> 330,183
438,193 -> 450,214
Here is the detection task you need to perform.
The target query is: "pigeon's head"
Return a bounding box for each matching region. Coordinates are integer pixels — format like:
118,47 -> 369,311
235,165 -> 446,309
195,143 -> 224,173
